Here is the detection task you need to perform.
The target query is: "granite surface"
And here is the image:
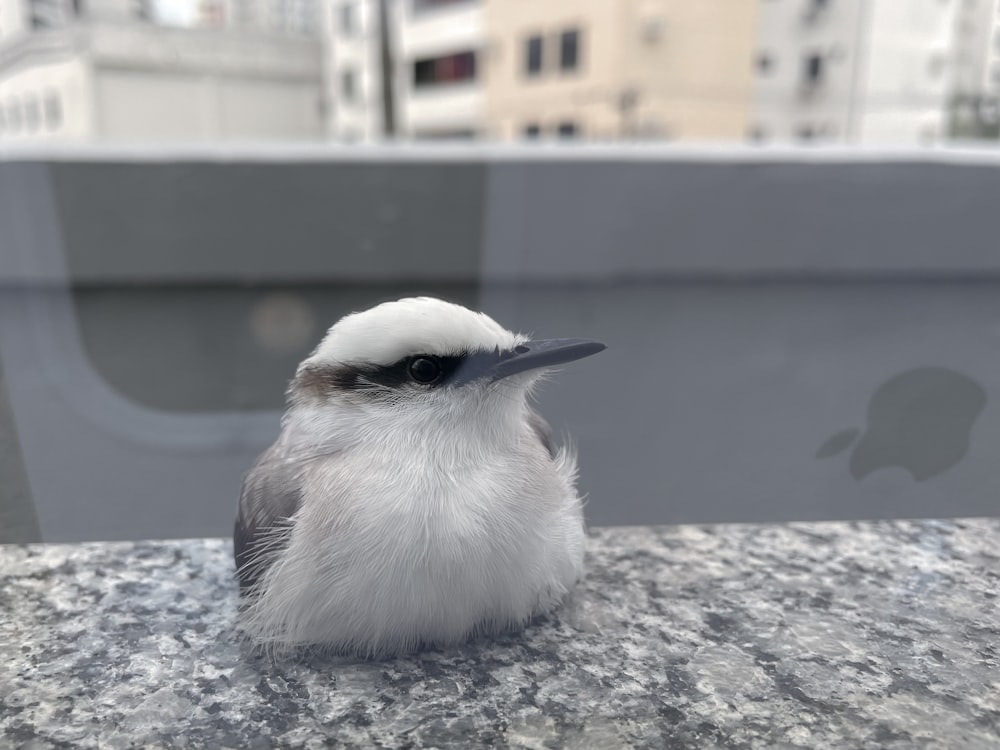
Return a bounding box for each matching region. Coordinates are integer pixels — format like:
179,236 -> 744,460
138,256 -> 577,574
2,519 -> 999,749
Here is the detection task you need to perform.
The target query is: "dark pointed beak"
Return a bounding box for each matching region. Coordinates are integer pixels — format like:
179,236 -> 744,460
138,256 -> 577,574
490,338 -> 606,382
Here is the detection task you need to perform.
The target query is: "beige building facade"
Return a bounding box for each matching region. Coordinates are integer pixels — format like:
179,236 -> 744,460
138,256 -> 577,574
482,0 -> 758,141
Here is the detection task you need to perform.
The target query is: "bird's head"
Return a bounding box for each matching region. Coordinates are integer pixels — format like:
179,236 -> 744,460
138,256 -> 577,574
288,297 -> 604,424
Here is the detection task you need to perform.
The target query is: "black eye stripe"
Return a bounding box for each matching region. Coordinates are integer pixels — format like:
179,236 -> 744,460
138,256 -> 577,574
299,349 -> 518,397
293,345 -> 528,403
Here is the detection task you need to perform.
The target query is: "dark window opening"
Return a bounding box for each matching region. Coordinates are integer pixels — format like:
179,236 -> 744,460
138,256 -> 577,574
557,121 -> 578,138
414,51 -> 477,88
804,0 -> 829,23
757,53 -> 773,74
525,35 -> 543,76
804,53 -> 824,86
523,123 -> 541,138
339,3 -> 354,35
560,29 -> 580,71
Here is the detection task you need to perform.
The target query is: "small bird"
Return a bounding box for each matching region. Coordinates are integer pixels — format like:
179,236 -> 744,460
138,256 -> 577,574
234,296 -> 605,657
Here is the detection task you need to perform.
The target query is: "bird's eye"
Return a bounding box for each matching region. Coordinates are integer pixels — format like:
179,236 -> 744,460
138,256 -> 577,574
407,356 -> 442,384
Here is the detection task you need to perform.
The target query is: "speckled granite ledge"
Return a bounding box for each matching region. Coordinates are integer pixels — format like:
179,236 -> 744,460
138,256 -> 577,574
2,520 -> 999,749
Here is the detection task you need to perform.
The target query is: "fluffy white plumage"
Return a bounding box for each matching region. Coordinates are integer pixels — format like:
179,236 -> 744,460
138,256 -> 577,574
234,297 -> 601,658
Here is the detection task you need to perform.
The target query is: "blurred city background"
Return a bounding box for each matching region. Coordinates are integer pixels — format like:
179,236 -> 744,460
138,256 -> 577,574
0,0 -> 999,144
2,1 -> 1000,544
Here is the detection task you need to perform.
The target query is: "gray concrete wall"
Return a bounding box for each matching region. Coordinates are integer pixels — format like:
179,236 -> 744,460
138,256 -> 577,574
1,146 -> 998,542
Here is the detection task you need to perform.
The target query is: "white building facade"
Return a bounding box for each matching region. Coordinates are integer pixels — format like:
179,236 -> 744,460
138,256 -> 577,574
391,0 -> 483,139
215,0 -> 320,36
948,0 -> 1000,138
0,21 -> 324,143
752,0 -> 960,144
322,0 -> 384,140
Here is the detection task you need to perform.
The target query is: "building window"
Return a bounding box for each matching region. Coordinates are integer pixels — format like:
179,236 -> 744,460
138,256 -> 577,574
803,53 -> 824,86
43,91 -> 61,129
748,125 -> 767,142
525,35 -> 543,76
341,68 -> 357,101
797,124 -> 816,141
557,121 -> 578,138
413,50 -> 477,88
757,53 -> 774,74
560,29 -> 580,71
523,123 -> 540,138
339,2 -> 354,35
24,95 -> 40,133
803,0 -> 829,24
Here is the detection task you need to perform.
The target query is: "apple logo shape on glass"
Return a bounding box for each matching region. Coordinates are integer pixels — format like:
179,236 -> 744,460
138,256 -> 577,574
816,367 -> 987,481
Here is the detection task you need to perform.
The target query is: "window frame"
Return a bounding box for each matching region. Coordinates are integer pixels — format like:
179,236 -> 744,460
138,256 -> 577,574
524,34 -> 544,77
559,28 -> 580,72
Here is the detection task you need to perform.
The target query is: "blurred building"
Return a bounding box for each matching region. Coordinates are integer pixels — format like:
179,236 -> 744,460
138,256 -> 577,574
0,0 -> 324,142
390,0 -> 482,139
214,0 -> 319,36
365,0 -> 1000,145
323,0 -> 387,140
0,22 -> 323,142
482,0 -> 758,141
751,0 -> 1000,144
1,0 -> 154,41
948,0 -> 1000,139
5,0 -> 1000,145
368,0 -> 758,142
